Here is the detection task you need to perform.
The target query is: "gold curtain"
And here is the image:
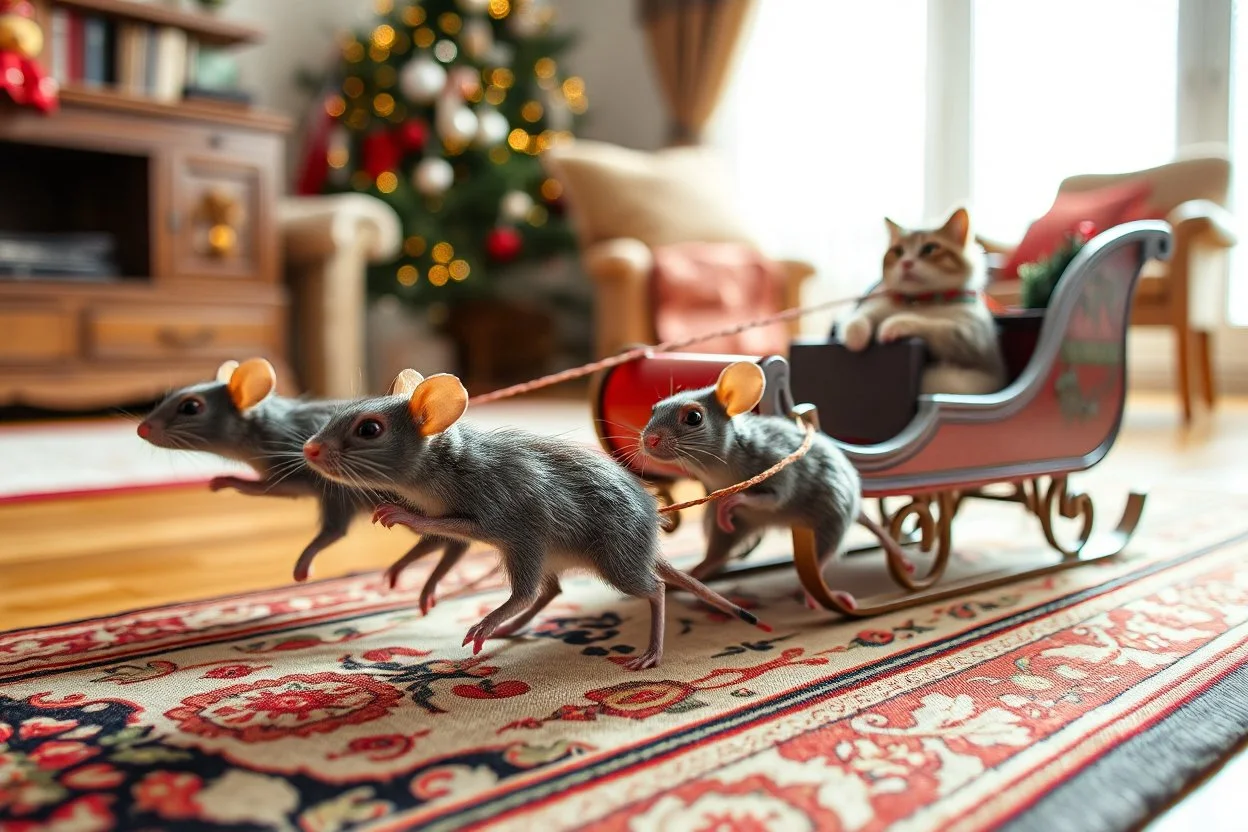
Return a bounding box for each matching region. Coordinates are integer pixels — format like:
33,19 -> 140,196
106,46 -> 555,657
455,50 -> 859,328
638,0 -> 756,145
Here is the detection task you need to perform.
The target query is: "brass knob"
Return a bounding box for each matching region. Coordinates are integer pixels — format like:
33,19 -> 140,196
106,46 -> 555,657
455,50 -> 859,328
195,188 -> 243,258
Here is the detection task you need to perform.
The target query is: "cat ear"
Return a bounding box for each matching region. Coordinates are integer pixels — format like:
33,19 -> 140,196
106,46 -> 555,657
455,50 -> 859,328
215,360 -> 239,384
884,217 -> 905,244
389,369 -> 425,396
408,373 -> 468,436
227,358 -> 276,412
939,207 -> 971,247
714,362 -> 765,418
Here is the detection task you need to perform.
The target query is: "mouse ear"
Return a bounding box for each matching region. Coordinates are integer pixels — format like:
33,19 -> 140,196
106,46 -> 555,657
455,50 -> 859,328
408,373 -> 468,436
389,368 -> 425,397
215,360 -> 239,384
714,361 -> 765,417
227,358 -> 276,412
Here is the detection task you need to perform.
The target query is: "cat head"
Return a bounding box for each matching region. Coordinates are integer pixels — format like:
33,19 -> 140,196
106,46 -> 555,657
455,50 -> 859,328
881,207 -> 981,294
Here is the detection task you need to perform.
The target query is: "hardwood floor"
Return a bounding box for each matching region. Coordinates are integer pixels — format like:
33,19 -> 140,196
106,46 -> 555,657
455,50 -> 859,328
0,392 -> 1244,828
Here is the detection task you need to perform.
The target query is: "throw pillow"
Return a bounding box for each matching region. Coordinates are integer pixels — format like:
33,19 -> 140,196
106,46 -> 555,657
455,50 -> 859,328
998,181 -> 1153,281
541,140 -> 754,249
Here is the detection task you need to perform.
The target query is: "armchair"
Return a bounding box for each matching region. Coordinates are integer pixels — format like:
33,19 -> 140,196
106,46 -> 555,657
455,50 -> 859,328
982,147 -> 1236,423
278,193 -> 402,398
542,140 -> 814,359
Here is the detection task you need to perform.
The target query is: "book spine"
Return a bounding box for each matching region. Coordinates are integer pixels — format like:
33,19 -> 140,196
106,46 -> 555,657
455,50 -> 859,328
144,24 -> 159,97
67,12 -> 84,84
83,16 -> 106,89
184,38 -> 199,90
49,8 -> 69,84
102,19 -> 117,86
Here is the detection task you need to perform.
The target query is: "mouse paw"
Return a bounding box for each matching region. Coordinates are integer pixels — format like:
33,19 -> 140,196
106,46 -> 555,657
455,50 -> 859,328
373,504 -> 417,530
462,621 -> 496,655
419,590 -> 438,616
209,475 -> 248,493
621,649 -> 662,671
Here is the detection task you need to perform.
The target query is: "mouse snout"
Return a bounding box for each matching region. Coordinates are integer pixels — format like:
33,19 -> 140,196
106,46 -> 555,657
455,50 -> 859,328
644,432 -> 662,450
137,421 -> 152,439
302,440 -> 324,462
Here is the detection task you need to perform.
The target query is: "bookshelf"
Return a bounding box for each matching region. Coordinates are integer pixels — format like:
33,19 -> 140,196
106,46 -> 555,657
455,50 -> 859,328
0,0 -> 295,411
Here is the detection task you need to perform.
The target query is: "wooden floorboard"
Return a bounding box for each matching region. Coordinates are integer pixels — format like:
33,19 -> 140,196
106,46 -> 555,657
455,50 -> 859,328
0,391 -> 1244,828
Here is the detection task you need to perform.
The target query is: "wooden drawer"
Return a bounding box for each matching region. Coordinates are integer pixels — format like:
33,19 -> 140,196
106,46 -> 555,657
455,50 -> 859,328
87,304 -> 273,361
0,304 -> 78,365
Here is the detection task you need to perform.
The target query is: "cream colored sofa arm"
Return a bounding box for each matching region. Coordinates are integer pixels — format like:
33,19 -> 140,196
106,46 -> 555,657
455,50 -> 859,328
1169,199 -> 1238,249
278,194 -> 403,397
582,238 -> 654,358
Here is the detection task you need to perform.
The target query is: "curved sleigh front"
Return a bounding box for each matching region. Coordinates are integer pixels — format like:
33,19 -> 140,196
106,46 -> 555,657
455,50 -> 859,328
592,221 -> 1173,617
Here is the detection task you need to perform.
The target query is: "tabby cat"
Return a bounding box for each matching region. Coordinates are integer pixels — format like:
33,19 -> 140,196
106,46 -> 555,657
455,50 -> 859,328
836,207 -> 1006,395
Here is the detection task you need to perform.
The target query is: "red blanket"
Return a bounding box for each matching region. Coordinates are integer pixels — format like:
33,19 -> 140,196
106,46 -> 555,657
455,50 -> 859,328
651,242 -> 791,356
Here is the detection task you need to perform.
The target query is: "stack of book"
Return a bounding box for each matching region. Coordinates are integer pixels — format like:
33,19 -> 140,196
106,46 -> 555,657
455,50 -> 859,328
42,6 -> 250,106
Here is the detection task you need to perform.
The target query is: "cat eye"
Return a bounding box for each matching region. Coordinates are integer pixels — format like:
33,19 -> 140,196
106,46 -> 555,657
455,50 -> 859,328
682,409 -> 704,427
920,242 -> 939,257
889,245 -> 904,259
177,398 -> 204,416
355,418 -> 385,439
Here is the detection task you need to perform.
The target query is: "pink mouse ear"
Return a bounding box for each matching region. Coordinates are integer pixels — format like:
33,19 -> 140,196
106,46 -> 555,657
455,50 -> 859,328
408,373 -> 468,436
216,360 -> 239,383
389,368 -> 424,396
714,361 -> 765,417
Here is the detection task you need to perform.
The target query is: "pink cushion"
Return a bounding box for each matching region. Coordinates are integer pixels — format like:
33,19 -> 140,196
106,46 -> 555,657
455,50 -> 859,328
999,181 -> 1153,281
651,243 -> 789,356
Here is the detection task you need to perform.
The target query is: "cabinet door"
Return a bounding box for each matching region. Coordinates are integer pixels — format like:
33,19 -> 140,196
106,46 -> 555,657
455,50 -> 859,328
168,138 -> 278,283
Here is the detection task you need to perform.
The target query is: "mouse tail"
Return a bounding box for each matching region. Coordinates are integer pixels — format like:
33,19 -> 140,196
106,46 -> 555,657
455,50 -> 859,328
655,560 -> 772,633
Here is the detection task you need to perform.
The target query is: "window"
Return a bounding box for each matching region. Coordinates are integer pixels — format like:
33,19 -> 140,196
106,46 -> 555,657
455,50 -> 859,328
710,1 -> 929,332
969,0 -> 1180,243
1230,0 -> 1248,324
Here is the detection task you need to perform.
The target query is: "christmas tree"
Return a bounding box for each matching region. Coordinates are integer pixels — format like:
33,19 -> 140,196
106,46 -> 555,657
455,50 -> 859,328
295,0 -> 585,303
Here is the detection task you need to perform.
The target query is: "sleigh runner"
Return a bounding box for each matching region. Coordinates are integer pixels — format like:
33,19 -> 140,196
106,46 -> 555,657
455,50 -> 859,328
592,220 -> 1173,616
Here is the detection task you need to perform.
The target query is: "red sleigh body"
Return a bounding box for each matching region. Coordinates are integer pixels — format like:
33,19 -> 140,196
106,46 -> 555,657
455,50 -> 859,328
591,221 -> 1172,616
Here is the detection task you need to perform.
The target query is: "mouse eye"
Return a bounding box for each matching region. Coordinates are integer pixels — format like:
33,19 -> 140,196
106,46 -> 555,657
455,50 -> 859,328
177,398 -> 203,416
682,409 -> 704,427
355,418 -> 385,439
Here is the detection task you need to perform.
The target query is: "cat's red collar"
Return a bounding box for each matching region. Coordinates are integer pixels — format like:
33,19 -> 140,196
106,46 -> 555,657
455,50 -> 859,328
886,289 -> 980,307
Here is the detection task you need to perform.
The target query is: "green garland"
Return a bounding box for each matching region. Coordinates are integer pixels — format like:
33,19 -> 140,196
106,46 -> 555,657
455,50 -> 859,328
1018,232 -> 1089,309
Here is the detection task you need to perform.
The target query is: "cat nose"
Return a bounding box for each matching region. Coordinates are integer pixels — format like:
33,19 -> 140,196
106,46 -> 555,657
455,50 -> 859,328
137,421 -> 151,439
303,441 -> 323,461
901,259 -> 915,270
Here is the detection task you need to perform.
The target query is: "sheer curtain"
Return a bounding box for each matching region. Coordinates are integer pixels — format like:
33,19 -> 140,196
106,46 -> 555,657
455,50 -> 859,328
970,0 -> 1180,242
1231,0 -> 1248,325
708,1 -> 929,336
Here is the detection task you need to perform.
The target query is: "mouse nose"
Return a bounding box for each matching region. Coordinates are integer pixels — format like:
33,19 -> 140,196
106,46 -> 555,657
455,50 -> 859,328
303,440 -> 323,462
137,421 -> 152,439
644,432 -> 662,449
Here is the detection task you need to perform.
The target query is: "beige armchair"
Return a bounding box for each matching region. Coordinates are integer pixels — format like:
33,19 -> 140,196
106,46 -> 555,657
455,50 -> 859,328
542,140 -> 814,359
982,147 -> 1237,423
279,194 -> 402,397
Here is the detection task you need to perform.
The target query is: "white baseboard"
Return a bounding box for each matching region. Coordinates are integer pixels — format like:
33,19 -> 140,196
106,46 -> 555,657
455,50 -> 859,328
1127,327 -> 1248,395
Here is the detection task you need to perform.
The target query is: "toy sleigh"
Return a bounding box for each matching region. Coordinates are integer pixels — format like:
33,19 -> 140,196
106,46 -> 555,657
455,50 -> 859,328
590,220 -> 1173,616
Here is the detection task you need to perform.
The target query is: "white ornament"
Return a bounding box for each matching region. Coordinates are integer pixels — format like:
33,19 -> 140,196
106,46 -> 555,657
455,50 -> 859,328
414,158 -> 454,196
462,17 -> 494,59
437,105 -> 479,144
474,107 -> 510,146
400,56 -> 447,104
457,0 -> 491,12
500,190 -> 534,222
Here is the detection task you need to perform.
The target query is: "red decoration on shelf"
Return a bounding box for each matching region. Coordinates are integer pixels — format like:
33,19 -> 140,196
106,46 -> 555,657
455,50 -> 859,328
293,105 -> 334,196
485,227 -> 523,262
0,0 -> 58,113
398,119 -> 428,151
362,129 -> 402,179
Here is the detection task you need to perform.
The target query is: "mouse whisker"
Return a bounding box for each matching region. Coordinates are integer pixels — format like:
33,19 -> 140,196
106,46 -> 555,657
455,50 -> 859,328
686,445 -> 729,468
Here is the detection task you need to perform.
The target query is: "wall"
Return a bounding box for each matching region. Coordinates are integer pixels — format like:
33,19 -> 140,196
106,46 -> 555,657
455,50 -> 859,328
217,0 -> 666,189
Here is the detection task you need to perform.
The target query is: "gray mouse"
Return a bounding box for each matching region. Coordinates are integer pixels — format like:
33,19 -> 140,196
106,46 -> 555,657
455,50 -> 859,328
299,368 -> 771,671
137,358 -> 467,610
639,361 -> 882,604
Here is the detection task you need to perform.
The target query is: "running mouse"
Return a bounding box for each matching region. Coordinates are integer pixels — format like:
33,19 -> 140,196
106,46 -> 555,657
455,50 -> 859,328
138,359 -> 466,608
301,369 -> 771,670
639,361 -> 866,599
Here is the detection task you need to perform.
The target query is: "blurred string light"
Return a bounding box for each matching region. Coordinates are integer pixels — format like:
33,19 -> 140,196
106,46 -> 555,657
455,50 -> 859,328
377,172 -> 398,193
414,27 -> 435,48
431,242 -> 454,264
325,94 -> 346,117
375,0 -> 393,13
428,265 -> 450,286
374,93 -> 395,116
439,13 -> 462,34
540,178 -> 562,200
397,264 -> 418,286
449,259 -> 471,281
404,235 -> 427,256
489,0 -> 510,19
534,58 -> 556,79
343,77 -> 364,98
434,40 -> 458,62
521,101 -> 543,122
403,4 -> 426,25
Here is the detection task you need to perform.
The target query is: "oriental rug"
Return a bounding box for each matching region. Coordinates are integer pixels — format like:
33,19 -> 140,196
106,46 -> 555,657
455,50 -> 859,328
1,487 -> 1246,831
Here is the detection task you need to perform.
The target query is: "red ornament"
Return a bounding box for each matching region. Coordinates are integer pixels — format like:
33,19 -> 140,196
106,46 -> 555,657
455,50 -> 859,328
294,104 -> 333,196
0,0 -> 58,113
398,119 -> 428,151
362,129 -> 403,179
485,227 -> 523,262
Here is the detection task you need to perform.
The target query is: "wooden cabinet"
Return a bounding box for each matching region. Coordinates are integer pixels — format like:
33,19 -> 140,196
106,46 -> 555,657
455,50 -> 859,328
0,14 -> 293,411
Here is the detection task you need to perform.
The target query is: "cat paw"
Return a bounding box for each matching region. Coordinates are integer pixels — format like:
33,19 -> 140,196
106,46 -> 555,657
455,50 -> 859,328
840,318 -> 872,352
878,315 -> 923,344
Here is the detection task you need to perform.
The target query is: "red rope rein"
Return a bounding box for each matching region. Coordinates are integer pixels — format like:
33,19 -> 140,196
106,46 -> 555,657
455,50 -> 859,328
465,289 -> 873,515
